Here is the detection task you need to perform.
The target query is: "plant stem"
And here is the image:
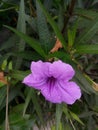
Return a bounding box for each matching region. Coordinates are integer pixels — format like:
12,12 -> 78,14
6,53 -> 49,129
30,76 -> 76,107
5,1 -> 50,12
70,119 -> 76,130
5,83 -> 10,130
62,0 -> 76,34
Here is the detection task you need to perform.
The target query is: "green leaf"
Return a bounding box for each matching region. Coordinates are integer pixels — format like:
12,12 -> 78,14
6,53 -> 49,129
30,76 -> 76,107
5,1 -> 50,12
36,0 -> 51,51
0,53 -> 13,65
51,123 -> 63,130
68,20 -> 78,47
58,5 -> 64,31
11,104 -> 25,113
0,35 -> 15,51
0,87 -> 6,108
0,82 -> 5,88
55,104 -> 63,130
74,68 -> 96,94
23,88 -> 33,116
75,45 -> 98,54
15,0 -> 26,69
4,25 -> 47,58
76,12 -> 98,44
37,0 -> 66,50
25,14 -> 37,32
75,8 -> 98,20
31,90 -> 44,125
70,111 -> 84,125
8,61 -> 13,70
68,29 -> 74,47
17,0 -> 26,34
0,87 -> 23,111
63,104 -> 70,119
14,51 -> 43,61
0,113 -> 29,129
48,51 -> 70,60
9,114 -> 24,124
1,59 -> 7,70
10,70 -> 30,81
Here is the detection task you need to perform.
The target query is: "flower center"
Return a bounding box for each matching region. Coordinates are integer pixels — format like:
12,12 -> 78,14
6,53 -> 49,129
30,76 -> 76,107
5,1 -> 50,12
47,76 -> 56,87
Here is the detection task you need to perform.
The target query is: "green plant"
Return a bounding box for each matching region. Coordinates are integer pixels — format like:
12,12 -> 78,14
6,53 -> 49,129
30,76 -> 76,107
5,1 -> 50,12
0,0 -> 98,130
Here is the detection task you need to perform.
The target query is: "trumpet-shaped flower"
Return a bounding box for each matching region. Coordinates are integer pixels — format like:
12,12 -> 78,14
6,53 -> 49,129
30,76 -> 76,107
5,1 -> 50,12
23,60 -> 81,104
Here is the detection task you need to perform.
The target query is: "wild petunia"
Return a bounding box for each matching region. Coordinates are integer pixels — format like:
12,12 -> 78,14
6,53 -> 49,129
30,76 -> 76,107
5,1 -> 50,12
22,60 -> 81,104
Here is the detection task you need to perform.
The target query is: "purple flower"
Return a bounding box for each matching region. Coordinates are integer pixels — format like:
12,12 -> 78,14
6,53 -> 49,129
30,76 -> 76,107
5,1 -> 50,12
23,60 -> 81,104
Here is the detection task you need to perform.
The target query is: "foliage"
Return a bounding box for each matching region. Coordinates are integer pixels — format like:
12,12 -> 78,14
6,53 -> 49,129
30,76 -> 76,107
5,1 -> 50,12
0,0 -> 98,130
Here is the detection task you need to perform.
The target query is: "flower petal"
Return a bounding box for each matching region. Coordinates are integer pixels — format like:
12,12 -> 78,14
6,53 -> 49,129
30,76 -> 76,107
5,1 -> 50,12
22,60 -> 81,105
22,74 -> 46,89
49,60 -> 75,81
30,61 -> 50,78
41,82 -> 62,103
58,81 -> 81,104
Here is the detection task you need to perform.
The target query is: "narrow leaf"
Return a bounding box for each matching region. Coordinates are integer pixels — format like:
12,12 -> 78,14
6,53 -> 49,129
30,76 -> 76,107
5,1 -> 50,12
15,0 -> 26,69
25,14 -> 37,32
1,59 -> 7,70
76,15 -> 98,44
74,68 -> 96,93
4,25 -> 46,58
31,90 -> 44,124
17,0 -> 26,33
0,35 -> 15,51
37,0 -> 66,50
23,88 -> 33,116
68,20 -> 78,47
76,45 -> 98,54
0,87 -> 6,108
10,70 -> 30,81
36,0 -> 51,50
70,111 -> 84,125
63,104 -> 70,119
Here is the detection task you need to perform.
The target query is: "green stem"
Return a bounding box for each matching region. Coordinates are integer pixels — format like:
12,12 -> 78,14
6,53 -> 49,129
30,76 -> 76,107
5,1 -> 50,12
5,80 -> 10,130
55,104 -> 63,130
